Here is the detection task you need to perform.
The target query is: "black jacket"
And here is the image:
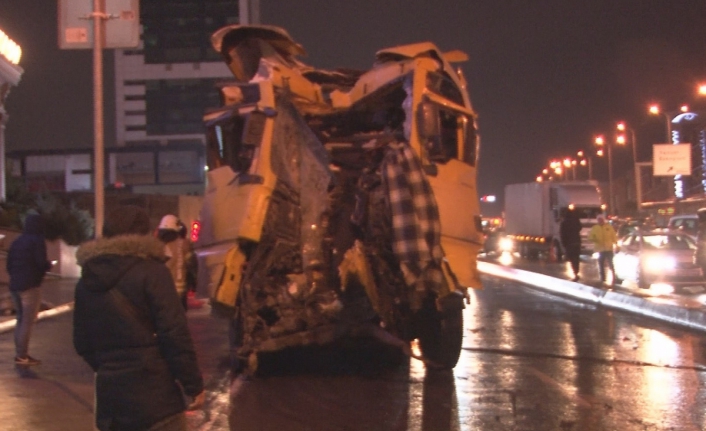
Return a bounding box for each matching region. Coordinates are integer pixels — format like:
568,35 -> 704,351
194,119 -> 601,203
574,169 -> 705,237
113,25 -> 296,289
73,235 -> 204,431
6,214 -> 51,292
560,213 -> 582,248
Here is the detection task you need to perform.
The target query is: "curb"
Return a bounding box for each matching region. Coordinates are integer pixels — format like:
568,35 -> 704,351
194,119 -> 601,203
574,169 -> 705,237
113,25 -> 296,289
477,261 -> 706,333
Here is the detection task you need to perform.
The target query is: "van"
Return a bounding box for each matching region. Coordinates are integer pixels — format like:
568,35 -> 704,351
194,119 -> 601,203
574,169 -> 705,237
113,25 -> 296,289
667,215 -> 698,240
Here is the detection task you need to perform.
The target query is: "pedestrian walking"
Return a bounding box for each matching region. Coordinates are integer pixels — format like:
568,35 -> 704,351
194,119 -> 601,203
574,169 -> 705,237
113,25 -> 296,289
156,214 -> 198,310
588,214 -> 618,285
73,205 -> 204,431
695,208 -> 706,276
560,208 -> 583,281
6,213 -> 52,366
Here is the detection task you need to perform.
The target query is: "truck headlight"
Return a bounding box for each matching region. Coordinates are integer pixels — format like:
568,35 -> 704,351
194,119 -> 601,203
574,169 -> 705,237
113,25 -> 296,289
499,237 -> 513,252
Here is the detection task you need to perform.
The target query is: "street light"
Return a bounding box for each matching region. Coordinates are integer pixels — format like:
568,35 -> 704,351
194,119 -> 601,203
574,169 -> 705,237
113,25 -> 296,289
554,166 -> 563,180
595,134 -> 615,214
563,158 -> 573,180
696,84 -> 706,96
616,121 -> 641,210
648,103 -> 689,143
577,150 -> 592,180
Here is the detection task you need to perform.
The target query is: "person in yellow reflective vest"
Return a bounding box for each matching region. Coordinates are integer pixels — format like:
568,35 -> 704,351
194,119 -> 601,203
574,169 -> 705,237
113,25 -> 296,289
588,214 -> 618,284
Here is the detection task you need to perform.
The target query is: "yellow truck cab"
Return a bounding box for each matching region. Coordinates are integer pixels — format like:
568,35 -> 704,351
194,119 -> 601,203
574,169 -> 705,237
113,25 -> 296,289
197,25 -> 483,371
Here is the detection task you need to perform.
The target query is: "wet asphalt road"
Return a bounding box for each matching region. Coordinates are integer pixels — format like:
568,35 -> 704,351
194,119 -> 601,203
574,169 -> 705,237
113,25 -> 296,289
226,275 -> 706,431
2,273 -> 706,430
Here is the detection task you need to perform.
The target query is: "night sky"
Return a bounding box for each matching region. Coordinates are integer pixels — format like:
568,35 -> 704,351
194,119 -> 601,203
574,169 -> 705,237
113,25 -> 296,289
2,1 -> 706,215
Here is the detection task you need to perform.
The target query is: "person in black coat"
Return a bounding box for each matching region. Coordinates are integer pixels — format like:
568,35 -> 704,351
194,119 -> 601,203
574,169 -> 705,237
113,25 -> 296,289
560,208 -> 583,282
7,213 -> 52,365
73,205 -> 204,431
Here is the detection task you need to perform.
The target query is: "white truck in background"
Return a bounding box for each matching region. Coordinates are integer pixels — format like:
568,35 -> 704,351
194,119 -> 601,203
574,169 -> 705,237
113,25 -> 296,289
504,181 -> 605,260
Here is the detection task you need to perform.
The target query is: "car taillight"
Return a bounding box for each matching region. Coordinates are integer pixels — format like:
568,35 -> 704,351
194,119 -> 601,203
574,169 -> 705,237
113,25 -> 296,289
191,220 -> 201,243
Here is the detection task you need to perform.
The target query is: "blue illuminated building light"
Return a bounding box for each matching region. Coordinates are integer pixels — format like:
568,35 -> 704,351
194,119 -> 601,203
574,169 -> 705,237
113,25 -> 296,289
701,130 -> 706,193
673,118 -> 683,199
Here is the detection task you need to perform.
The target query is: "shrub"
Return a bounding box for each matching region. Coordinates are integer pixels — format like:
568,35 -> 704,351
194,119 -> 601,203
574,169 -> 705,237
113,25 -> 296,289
0,180 -> 94,245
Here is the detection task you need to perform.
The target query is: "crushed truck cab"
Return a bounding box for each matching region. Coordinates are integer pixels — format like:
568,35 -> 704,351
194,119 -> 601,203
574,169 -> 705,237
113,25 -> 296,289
196,25 -> 483,371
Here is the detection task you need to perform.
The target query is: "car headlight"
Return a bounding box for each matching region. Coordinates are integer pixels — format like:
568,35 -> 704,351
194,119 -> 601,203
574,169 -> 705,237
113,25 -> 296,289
644,256 -> 676,272
499,237 -> 513,251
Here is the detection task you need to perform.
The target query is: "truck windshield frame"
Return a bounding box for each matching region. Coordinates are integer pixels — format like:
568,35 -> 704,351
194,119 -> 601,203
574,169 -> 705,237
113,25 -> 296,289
423,71 -> 477,166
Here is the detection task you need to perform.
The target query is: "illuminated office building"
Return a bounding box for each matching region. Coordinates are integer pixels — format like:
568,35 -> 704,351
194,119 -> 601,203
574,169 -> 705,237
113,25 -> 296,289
0,27 -> 23,200
112,0 -> 259,193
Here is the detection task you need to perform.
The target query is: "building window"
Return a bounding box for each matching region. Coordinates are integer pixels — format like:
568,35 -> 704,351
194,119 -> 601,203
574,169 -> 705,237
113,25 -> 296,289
141,0 -> 238,64
144,78 -> 221,135
158,150 -> 202,183
114,152 -> 156,185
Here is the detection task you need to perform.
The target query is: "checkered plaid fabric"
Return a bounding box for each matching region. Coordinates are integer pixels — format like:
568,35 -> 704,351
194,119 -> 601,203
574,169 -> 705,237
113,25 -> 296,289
381,141 -> 444,297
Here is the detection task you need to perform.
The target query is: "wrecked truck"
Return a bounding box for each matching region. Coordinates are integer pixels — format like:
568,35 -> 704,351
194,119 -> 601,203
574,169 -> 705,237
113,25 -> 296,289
195,25 -> 483,371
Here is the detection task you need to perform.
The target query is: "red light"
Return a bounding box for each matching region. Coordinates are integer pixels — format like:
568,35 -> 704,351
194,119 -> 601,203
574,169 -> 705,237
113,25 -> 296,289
190,220 -> 201,243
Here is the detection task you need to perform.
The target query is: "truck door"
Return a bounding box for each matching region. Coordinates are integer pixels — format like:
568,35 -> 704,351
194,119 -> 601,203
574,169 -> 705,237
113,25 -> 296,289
415,70 -> 483,289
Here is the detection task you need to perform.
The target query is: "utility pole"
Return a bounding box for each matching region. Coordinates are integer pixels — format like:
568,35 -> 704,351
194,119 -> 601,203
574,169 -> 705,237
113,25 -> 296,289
92,0 -> 106,237
60,0 -> 139,237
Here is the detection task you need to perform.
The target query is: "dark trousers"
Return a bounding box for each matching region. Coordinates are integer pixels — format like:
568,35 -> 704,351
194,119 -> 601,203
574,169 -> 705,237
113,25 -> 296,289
565,243 -> 581,277
597,251 -> 615,282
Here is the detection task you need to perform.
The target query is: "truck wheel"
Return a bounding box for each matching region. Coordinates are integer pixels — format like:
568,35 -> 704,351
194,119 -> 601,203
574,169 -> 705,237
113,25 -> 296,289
551,240 -> 563,263
417,293 -> 464,369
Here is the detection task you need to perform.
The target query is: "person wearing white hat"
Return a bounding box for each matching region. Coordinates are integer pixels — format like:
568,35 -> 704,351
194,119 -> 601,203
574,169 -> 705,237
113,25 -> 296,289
157,215 -> 197,310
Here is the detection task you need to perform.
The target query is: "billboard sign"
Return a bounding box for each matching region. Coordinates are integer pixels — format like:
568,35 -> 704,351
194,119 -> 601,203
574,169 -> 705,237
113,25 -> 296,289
58,0 -> 139,49
653,143 -> 691,176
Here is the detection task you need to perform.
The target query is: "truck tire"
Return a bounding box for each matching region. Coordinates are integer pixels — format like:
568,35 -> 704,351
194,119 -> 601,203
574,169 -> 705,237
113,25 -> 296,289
551,240 -> 563,263
527,248 -> 540,260
417,292 -> 464,369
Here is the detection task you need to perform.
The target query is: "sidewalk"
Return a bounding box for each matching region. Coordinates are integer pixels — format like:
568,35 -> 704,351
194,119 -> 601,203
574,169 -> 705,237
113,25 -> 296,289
0,277 -> 210,335
0,276 -> 78,330
478,254 -> 706,333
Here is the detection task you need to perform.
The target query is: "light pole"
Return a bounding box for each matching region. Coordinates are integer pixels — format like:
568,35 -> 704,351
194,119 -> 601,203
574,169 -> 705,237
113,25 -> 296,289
617,121 -> 641,211
648,104 -> 689,143
563,158 -> 574,180
595,135 -> 615,214
577,150 -> 592,180
648,104 -> 691,200
571,159 -> 577,180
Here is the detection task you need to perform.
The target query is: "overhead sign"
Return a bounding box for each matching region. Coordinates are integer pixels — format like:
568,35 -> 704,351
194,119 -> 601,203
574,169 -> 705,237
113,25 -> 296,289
58,0 -> 140,49
653,143 -> 691,176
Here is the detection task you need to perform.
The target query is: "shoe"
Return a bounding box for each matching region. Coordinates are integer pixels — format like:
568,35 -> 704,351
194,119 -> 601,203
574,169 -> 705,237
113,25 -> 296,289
15,356 -> 41,366
572,276 -> 580,282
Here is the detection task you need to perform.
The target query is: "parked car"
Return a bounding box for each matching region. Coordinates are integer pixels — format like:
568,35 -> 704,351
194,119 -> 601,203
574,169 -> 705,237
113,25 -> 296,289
613,230 -> 704,290
667,214 -> 699,241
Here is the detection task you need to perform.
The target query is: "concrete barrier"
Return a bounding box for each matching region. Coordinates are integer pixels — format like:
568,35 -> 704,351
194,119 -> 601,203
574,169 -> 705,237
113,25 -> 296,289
478,260 -> 706,333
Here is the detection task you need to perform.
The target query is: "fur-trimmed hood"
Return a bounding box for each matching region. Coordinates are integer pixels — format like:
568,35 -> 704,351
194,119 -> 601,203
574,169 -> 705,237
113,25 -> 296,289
76,235 -> 166,293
